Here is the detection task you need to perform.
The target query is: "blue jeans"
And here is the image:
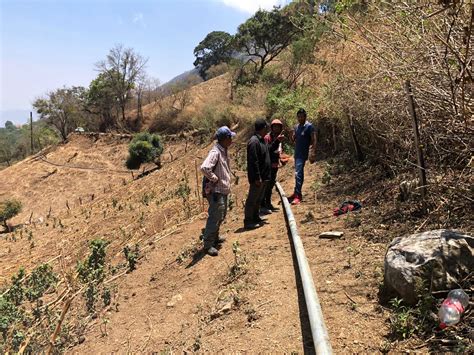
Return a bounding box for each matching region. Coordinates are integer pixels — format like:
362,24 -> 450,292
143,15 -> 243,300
203,193 -> 228,249
294,158 -> 306,197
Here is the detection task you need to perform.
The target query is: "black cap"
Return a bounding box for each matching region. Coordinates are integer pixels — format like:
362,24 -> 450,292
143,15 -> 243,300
297,108 -> 307,117
255,118 -> 268,132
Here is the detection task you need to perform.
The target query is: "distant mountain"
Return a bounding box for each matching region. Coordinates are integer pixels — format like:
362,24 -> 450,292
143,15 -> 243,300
0,109 -> 38,127
159,68 -> 203,93
163,68 -> 201,87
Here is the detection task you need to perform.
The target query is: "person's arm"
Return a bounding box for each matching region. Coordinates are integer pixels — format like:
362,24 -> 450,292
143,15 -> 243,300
201,150 -> 219,182
269,137 -> 280,151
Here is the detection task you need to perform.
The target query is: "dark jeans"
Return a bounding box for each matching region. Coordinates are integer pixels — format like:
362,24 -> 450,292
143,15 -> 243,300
262,167 -> 278,208
203,193 -> 228,249
294,158 -> 306,197
244,181 -> 267,225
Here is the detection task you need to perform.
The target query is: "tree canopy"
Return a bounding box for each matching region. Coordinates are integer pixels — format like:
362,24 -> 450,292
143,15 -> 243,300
95,45 -> 148,125
33,86 -> 86,140
86,72 -> 117,131
0,199 -> 22,231
193,31 -> 234,80
234,7 -> 300,74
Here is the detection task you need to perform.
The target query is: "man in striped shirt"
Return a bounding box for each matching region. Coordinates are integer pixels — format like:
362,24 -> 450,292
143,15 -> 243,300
200,126 -> 235,256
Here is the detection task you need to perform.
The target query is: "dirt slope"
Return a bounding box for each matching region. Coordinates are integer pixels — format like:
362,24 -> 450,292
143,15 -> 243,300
1,134 -> 394,352
0,133 -> 132,224
70,159 -> 390,353
0,133 -> 209,284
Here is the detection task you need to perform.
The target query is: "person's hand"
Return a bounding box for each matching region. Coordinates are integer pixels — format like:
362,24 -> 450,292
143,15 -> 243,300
255,180 -> 262,187
309,151 -> 316,164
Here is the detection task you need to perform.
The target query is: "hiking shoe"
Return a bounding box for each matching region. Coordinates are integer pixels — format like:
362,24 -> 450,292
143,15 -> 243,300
244,223 -> 260,230
268,204 -> 279,212
214,236 -> 226,246
259,207 -> 272,215
206,247 -> 219,256
291,196 -> 301,205
256,217 -> 268,225
288,193 -> 296,202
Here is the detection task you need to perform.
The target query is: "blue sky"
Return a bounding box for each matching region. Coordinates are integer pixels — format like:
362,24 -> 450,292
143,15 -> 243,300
0,0 -> 286,125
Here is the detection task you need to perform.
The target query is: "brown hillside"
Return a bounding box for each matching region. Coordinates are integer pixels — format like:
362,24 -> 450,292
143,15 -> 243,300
0,133 -> 132,224
140,74 -> 230,127
0,133 -> 393,353
139,73 -> 266,133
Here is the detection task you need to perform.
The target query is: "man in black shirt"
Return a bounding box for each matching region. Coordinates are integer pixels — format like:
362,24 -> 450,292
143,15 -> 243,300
244,118 -> 271,229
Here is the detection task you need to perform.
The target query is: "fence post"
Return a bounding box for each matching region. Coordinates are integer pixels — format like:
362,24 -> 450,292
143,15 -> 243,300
30,112 -> 34,153
404,80 -> 427,201
348,113 -> 364,161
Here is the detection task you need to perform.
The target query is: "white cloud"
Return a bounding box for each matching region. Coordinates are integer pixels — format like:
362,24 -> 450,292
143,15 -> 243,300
218,0 -> 287,14
132,13 -> 146,27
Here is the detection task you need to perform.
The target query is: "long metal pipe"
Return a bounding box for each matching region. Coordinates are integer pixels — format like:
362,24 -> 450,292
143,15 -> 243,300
276,182 -> 333,354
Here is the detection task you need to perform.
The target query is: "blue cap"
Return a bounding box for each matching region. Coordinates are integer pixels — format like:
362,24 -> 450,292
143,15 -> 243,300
215,126 -> 236,140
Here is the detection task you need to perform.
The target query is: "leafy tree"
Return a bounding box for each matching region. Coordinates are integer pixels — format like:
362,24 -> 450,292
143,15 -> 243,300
317,0 -> 368,14
0,128 -> 17,166
33,121 -> 61,150
33,86 -> 87,140
86,72 -> 117,131
0,120 -> 59,167
4,121 -> 15,130
234,7 -> 300,74
0,199 -> 22,232
126,132 -> 163,169
193,31 -> 234,80
96,44 -> 148,126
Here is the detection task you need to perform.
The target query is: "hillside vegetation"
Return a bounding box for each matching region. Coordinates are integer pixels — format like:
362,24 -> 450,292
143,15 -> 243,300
0,0 -> 472,353
146,0 -> 472,229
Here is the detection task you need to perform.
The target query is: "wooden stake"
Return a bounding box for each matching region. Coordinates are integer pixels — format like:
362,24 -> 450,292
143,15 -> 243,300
405,80 -> 428,201
332,122 -> 337,153
30,112 -> 34,153
194,160 -> 201,206
46,296 -> 73,355
348,113 -> 364,161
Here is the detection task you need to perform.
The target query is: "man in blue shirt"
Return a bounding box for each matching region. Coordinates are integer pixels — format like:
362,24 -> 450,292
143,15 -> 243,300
290,108 -> 317,205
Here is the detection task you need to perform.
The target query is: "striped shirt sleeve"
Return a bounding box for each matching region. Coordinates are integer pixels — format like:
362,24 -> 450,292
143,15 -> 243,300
201,149 -> 219,183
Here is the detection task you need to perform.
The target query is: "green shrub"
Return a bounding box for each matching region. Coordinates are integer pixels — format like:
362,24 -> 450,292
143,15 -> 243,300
123,244 -> 139,272
191,105 -> 236,134
25,264 -> 58,302
265,84 -> 318,126
190,106 -> 217,134
126,132 -> 163,169
0,199 -> 22,231
77,239 -> 109,313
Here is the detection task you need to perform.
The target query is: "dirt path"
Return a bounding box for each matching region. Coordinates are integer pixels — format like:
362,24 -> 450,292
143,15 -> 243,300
72,162 -> 389,353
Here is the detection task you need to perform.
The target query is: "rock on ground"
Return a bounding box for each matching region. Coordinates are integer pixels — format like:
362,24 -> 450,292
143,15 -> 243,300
384,229 -> 473,304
